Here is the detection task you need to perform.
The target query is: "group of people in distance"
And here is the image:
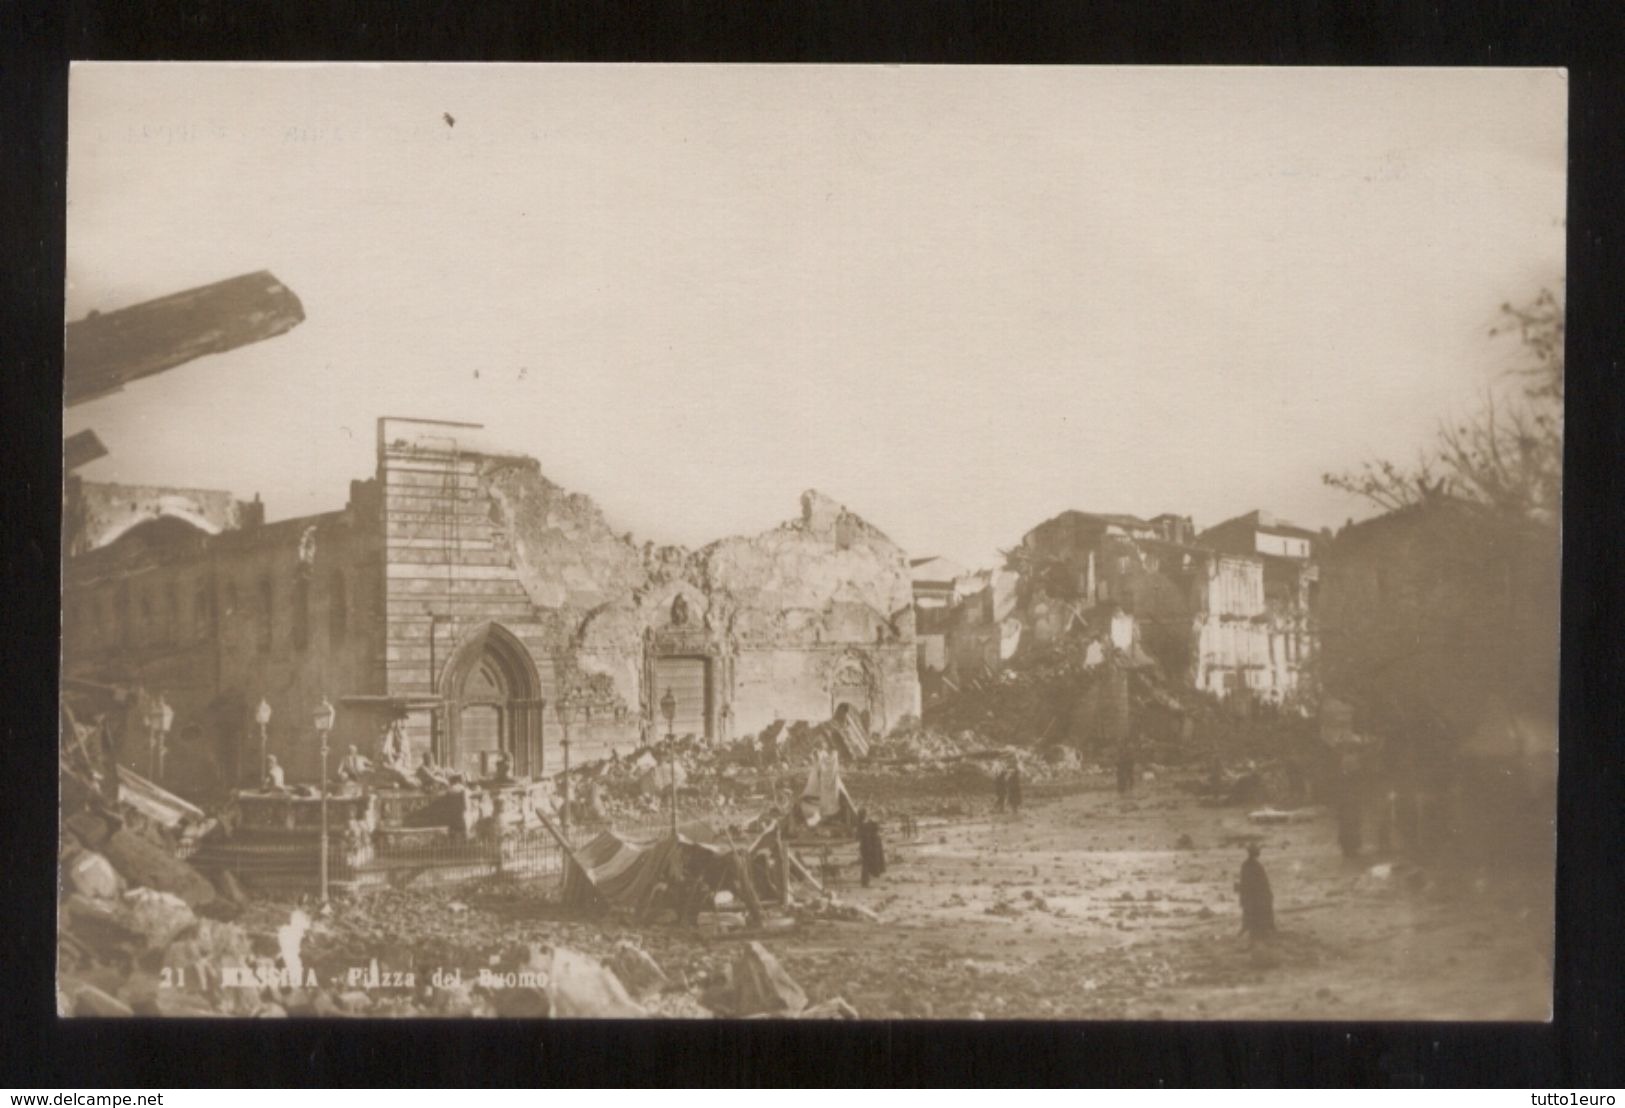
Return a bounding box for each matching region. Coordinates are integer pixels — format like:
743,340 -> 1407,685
992,761 -> 1024,814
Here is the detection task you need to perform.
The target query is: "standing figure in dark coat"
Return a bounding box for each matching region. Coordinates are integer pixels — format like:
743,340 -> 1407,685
857,809 -> 887,887
993,769 -> 1008,813
1336,752 -> 1364,859
1117,746 -> 1136,794
1237,844 -> 1276,940
1006,764 -> 1023,813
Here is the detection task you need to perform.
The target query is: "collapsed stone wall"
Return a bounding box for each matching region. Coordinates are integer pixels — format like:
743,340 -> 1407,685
992,514 -> 1318,707
63,502 -> 378,793
474,462 -> 921,748
69,480 -> 264,557
699,491 -> 917,647
479,458 -> 648,613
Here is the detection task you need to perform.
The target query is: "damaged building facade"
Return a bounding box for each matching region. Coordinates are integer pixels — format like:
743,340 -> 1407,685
61,419 -> 920,796
910,559 -> 1021,703
919,509 -> 1319,707
61,478 -> 265,560
1192,510 -> 1321,702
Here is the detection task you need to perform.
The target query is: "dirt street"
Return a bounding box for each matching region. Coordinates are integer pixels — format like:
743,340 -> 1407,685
785,776 -> 1552,1020
272,776 -> 1551,1020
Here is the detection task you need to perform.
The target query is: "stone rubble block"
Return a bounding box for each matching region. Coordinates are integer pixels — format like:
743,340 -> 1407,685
547,946 -> 647,1019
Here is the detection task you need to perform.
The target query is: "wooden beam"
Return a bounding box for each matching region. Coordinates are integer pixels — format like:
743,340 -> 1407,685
730,848 -> 764,928
786,850 -> 826,895
65,271 -> 304,406
776,824 -> 793,909
63,430 -> 108,471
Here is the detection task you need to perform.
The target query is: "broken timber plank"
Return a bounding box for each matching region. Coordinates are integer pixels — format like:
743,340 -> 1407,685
63,430 -> 108,471
775,825 -> 793,909
786,851 -> 827,895
65,271 -> 305,406
732,849 -> 766,928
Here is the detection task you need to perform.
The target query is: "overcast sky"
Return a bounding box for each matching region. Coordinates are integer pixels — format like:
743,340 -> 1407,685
65,64 -> 1566,569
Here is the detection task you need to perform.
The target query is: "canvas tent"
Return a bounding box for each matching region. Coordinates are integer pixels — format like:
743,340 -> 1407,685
563,820 -> 732,914
562,816 -> 823,924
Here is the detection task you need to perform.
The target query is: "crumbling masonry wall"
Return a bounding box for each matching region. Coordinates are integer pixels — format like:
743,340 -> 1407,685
60,494 -> 383,794
381,438 -> 920,773
67,480 -> 265,558
698,491 -> 920,735
1007,511 -> 1315,705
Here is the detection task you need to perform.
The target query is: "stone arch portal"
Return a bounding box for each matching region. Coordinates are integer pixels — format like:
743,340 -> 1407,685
830,650 -> 882,735
438,622 -> 546,779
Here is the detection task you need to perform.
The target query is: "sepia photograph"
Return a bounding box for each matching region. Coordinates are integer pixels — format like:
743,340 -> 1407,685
57,63 -> 1564,1022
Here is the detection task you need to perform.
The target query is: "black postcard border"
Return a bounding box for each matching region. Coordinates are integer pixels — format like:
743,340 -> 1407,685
3,0 -> 1621,1088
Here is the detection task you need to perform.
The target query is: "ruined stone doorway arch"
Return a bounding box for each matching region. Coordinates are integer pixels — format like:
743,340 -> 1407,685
439,622 -> 545,779
830,650 -> 881,735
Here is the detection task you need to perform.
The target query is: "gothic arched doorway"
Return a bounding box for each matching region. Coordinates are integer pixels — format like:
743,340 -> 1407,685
830,650 -> 881,735
439,622 -> 546,779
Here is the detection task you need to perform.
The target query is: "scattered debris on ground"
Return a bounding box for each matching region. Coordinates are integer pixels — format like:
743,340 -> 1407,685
57,674 -> 1549,1021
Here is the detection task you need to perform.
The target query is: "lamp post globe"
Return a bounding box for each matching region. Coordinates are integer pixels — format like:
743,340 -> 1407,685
154,696 -> 173,780
255,699 -> 272,784
314,696 -> 336,740
144,695 -> 163,779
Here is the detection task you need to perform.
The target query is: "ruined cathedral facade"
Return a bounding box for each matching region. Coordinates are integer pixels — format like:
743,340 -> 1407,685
61,420 -> 921,793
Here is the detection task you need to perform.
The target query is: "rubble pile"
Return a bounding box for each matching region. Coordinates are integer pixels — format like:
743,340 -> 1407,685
857,719 -> 1084,791
557,709 -> 903,828
61,857 -> 859,1019
865,724 -> 987,763
920,631 -> 1321,795
923,639 -> 1106,748
553,734 -> 766,827
559,704 -> 1116,827
723,715 -> 874,767
57,855 -> 248,1017
61,876 -> 864,1019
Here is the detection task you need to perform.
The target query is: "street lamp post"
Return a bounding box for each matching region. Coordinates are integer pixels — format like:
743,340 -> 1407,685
255,698 -> 272,785
146,694 -> 173,782
313,696 -> 337,905
158,697 -> 173,781
557,701 -> 572,843
145,699 -> 156,779
576,704 -> 591,828
660,687 -> 677,836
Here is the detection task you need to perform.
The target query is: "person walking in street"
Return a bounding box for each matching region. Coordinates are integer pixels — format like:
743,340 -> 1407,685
1237,843 -> 1276,941
857,808 -> 888,887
